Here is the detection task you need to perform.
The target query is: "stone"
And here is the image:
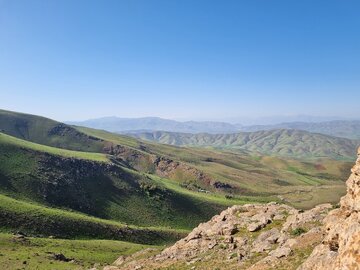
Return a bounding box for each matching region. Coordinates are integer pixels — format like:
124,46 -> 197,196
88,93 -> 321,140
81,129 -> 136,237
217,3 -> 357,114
107,148 -> 360,270
269,247 -> 292,258
247,222 -> 263,232
299,147 -> 360,270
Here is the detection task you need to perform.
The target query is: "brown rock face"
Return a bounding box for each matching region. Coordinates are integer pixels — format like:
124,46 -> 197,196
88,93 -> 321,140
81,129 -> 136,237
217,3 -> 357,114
299,147 -> 360,270
105,148 -> 360,270
107,203 -> 332,270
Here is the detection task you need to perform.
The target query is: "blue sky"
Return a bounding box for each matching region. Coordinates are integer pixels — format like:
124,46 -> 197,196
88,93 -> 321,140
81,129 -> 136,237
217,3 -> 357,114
0,0 -> 359,123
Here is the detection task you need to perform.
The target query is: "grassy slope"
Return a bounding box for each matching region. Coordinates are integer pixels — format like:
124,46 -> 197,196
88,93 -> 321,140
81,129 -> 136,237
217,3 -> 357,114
239,120 -> 360,140
0,109 -> 105,152
0,233 -> 159,270
77,127 -> 353,209
0,193 -> 184,244
0,109 -> 355,269
76,126 -> 142,149
0,132 -> 239,232
0,110 -> 353,229
0,132 -> 108,162
1,109 -> 352,201
128,129 -> 359,160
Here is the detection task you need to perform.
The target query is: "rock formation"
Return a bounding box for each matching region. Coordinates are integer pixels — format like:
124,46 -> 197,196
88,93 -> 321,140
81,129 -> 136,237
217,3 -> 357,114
299,147 -> 360,270
105,148 -> 360,270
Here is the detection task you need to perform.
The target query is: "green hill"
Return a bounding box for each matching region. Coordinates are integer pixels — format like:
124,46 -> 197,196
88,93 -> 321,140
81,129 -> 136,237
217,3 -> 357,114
238,120 -> 360,140
128,129 -> 359,160
0,109 -> 105,152
0,193 -> 183,245
0,131 -> 233,231
70,126 -> 353,209
0,109 -> 355,246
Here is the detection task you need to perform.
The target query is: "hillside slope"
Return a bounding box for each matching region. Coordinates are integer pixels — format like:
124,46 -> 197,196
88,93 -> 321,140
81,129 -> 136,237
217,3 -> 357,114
0,109 -> 104,152
0,109 -> 354,209
238,120 -> 360,140
0,132 -> 229,230
107,148 -> 360,270
107,201 -> 334,269
128,129 -> 359,160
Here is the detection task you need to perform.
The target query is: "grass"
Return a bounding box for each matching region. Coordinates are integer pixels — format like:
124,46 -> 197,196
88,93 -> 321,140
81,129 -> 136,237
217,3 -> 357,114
0,193 -> 185,245
0,233 -> 159,270
0,132 -> 108,162
78,127 -> 353,209
0,109 -> 105,153
149,174 -> 274,206
0,132 -> 229,230
0,135 -> 231,231
75,126 -> 141,149
291,228 -> 307,236
128,129 -> 359,160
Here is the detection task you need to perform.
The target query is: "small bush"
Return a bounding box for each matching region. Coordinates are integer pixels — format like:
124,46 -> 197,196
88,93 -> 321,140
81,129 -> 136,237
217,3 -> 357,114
291,227 -> 307,236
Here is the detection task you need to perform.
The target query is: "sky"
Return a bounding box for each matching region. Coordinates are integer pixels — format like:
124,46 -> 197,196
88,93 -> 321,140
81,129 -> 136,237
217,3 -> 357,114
0,0 -> 359,123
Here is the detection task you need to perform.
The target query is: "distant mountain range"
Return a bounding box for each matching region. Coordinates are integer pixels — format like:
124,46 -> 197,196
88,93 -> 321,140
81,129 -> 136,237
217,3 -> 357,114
68,117 -> 360,139
67,117 -> 238,134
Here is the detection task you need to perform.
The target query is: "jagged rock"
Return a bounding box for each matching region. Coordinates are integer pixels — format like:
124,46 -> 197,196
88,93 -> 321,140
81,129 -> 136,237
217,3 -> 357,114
273,214 -> 285,220
269,246 -> 292,258
282,203 -> 332,232
106,148 -> 360,270
208,240 -> 217,249
299,147 -> 360,270
251,228 -> 281,252
283,238 -> 297,249
248,222 -> 264,232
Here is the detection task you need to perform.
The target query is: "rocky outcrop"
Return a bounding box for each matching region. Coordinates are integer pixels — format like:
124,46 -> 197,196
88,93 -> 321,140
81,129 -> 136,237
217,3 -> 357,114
105,147 -> 360,270
299,147 -> 360,270
107,203 -> 332,269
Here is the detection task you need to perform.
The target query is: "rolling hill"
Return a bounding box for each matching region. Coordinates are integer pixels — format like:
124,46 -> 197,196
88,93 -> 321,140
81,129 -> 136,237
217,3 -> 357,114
67,114 -> 360,140
0,109 -> 354,209
0,109 -> 357,268
0,131 -> 231,231
237,120 -> 360,140
127,129 -> 359,160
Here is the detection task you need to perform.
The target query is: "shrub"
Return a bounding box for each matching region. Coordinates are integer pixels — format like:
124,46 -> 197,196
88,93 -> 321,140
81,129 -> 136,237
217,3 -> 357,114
291,227 -> 307,236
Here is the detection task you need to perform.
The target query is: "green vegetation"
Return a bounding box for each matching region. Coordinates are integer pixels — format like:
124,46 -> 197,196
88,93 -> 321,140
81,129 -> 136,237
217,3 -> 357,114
291,228 -> 307,236
0,193 -> 184,245
0,132 -> 108,162
0,109 -> 105,152
0,109 -> 356,269
75,126 -> 141,149
78,126 -> 352,208
129,129 -> 359,160
0,233 -> 158,269
0,133 -> 228,230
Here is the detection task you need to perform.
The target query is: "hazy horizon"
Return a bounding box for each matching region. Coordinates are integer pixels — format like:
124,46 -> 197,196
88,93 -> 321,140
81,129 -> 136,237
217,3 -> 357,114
1,107 -> 360,126
1,0 -> 359,122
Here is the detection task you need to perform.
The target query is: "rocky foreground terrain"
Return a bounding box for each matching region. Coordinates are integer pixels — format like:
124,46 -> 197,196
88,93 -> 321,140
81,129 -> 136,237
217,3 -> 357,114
104,148 -> 360,270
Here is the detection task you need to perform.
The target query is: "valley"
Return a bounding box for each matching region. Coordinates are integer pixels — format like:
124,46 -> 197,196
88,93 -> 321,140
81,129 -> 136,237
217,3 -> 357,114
0,109 -> 357,269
